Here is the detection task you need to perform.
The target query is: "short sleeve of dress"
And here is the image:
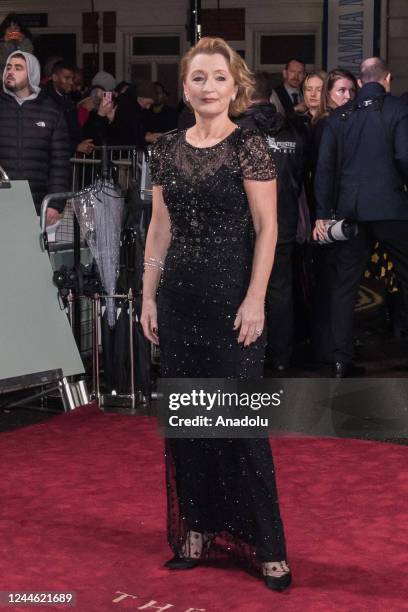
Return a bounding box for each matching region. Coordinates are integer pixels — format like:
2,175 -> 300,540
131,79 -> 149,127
237,129 -> 278,181
149,135 -> 169,185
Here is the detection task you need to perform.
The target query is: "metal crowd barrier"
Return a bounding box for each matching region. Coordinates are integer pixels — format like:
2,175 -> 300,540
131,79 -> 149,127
56,146 -> 145,245
41,145 -> 153,410
44,146 -> 149,356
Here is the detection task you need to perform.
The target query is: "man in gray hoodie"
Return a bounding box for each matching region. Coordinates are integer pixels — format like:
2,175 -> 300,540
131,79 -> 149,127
0,51 -> 71,224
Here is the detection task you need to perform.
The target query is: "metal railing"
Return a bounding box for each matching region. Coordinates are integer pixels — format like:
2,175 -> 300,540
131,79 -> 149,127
40,145 -> 153,409
54,146 -> 148,245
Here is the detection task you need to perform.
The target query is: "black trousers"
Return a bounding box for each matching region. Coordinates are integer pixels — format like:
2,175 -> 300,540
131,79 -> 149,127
266,241 -> 294,366
311,244 -> 337,363
331,220 -> 408,363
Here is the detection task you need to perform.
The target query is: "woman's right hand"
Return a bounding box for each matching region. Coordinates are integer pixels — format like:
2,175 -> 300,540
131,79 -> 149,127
141,298 -> 159,345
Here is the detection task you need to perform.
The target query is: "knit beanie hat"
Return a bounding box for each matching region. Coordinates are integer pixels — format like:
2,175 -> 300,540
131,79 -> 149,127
91,70 -> 116,91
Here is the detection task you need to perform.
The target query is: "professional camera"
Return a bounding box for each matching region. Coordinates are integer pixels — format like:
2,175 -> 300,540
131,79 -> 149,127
53,263 -> 103,298
318,219 -> 358,245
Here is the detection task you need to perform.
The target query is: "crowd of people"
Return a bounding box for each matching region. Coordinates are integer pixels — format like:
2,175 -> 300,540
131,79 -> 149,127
259,57 -> 408,377
0,11 -> 407,377
237,58 -> 408,377
0,13 -> 179,223
1,10 -> 408,591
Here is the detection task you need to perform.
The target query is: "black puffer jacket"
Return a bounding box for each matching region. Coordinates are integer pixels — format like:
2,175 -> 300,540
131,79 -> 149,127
0,89 -> 71,212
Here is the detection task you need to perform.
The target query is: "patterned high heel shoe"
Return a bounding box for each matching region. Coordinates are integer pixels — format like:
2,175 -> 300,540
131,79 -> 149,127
164,531 -> 215,570
262,561 -> 292,591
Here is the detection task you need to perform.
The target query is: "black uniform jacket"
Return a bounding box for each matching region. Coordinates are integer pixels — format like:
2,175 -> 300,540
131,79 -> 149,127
315,82 -> 408,221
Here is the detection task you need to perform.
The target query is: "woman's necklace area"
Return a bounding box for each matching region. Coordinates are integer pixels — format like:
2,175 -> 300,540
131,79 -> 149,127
186,125 -> 238,148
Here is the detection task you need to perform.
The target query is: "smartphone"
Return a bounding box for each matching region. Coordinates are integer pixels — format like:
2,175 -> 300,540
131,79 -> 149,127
103,91 -> 112,104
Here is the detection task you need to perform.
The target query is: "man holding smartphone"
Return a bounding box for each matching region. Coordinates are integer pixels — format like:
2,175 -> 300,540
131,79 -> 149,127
81,89 -> 117,146
83,79 -> 156,148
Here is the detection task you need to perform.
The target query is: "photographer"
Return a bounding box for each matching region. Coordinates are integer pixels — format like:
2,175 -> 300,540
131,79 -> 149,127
309,69 -> 358,365
314,58 -> 408,377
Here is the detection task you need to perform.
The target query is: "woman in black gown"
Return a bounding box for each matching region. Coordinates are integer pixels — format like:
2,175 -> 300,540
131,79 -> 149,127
141,37 -> 291,591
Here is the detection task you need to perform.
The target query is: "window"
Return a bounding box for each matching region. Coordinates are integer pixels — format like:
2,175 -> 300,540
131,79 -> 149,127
82,12 -> 98,45
132,36 -> 180,56
127,31 -> 183,106
260,34 -> 315,65
34,33 -> 76,67
103,11 -> 116,44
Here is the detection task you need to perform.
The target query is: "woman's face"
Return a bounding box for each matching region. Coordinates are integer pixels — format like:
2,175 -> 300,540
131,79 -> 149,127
303,76 -> 323,111
329,78 -> 356,107
184,52 -> 238,118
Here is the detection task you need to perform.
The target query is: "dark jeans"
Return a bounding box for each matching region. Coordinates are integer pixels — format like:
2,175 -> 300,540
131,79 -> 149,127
331,220 -> 408,364
266,241 -> 294,366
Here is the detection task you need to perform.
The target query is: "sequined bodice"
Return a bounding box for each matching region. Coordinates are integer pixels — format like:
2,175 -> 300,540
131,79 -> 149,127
149,128 -> 276,300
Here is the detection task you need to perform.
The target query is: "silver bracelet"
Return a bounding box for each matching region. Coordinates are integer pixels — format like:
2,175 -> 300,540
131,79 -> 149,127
147,256 -> 164,266
143,260 -> 164,272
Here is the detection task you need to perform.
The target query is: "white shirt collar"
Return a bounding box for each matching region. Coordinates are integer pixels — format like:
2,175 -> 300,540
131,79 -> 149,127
284,84 -> 300,96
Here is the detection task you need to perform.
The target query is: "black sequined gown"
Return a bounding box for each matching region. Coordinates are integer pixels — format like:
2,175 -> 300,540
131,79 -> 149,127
149,128 -> 287,572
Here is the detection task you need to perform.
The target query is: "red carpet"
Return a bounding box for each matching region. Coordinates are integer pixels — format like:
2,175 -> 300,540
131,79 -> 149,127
1,404 -> 408,612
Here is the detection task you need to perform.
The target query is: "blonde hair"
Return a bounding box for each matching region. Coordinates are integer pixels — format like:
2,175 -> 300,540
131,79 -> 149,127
302,70 -> 326,95
180,37 -> 254,117
300,71 -> 326,121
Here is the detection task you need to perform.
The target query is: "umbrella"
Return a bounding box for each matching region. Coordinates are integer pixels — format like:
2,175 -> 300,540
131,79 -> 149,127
72,179 -> 124,328
98,188 -> 152,398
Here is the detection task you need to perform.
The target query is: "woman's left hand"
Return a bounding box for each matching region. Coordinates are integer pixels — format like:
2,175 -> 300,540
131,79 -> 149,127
233,296 -> 265,347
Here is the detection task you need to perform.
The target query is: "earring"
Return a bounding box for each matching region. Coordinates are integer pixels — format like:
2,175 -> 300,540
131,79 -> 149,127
231,94 -> 236,102
184,93 -> 189,102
